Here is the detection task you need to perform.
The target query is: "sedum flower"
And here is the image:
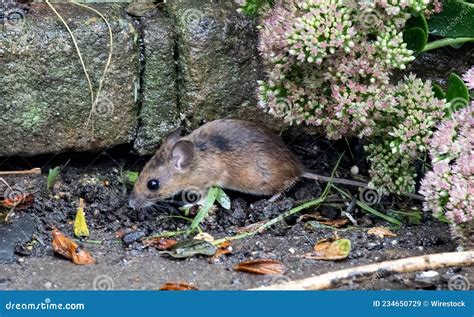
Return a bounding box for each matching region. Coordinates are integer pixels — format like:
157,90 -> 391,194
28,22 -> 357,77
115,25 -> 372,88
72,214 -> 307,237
365,75 -> 447,193
287,0 -> 356,65
256,0 -> 444,193
419,104 -> 473,249
463,66 -> 474,90
420,104 -> 474,223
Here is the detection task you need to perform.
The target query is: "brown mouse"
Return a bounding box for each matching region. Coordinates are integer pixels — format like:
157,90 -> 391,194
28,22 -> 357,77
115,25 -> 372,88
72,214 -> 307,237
128,119 -> 367,210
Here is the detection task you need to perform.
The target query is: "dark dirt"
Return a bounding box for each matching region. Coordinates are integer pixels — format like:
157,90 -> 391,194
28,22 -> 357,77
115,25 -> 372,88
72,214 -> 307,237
0,137 -> 471,290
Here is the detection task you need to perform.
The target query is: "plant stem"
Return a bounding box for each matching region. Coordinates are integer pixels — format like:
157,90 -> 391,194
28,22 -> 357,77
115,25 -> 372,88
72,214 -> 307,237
72,1 -> 114,128
212,196 -> 326,245
423,37 -> 474,52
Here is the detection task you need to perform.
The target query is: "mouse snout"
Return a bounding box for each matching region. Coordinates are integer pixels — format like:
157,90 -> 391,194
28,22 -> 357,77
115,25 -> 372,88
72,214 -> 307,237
128,192 -> 148,210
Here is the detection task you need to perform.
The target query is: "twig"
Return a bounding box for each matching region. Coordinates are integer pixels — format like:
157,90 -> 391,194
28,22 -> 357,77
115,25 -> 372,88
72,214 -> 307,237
0,168 -> 42,176
252,251 -> 474,290
212,154 -> 345,246
46,1 -> 114,130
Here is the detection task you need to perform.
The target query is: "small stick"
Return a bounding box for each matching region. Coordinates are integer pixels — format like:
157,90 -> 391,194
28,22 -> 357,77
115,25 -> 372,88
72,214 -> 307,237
0,168 -> 42,176
252,251 -> 474,290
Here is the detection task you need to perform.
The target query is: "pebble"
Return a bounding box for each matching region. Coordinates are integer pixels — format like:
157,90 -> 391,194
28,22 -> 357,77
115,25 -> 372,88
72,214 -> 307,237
350,166 -> 359,175
44,282 -> 52,289
122,231 -> 145,245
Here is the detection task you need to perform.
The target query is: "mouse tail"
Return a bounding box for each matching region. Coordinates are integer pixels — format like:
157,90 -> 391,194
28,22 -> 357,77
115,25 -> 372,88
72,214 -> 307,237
302,172 -> 369,188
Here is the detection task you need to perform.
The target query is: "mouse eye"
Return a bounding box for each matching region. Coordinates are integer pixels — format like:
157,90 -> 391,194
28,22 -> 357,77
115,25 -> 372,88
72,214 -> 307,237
147,179 -> 160,191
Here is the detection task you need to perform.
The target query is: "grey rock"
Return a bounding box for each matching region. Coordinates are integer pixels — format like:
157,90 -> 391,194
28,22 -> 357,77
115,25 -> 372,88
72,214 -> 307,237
133,12 -> 180,155
0,215 -> 36,264
0,3 -> 139,157
165,0 -> 279,128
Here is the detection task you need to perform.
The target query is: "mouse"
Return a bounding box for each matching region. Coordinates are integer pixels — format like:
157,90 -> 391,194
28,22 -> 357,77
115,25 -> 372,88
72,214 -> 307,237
128,119 -> 368,210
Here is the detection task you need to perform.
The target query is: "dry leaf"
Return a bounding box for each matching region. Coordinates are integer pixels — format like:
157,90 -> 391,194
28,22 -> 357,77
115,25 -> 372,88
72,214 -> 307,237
212,241 -> 232,260
193,232 -> 215,242
367,227 -> 397,239
115,229 -> 125,239
319,218 -> 350,228
1,193 -> 34,209
305,238 -> 351,261
143,238 -> 177,250
52,228 -> 95,265
234,259 -> 286,275
159,283 -> 198,291
234,221 -> 266,233
74,198 -> 89,238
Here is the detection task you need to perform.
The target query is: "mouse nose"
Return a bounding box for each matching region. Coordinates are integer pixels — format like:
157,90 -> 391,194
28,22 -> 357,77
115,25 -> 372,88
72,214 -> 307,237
128,198 -> 138,210
128,193 -> 143,210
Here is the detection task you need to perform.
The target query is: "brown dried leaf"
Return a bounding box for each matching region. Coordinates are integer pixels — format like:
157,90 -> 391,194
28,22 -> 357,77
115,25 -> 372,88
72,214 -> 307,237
212,241 -> 232,260
159,283 -> 198,291
319,218 -> 350,228
193,232 -> 215,242
115,229 -> 125,239
52,228 -> 96,265
143,238 -> 177,250
367,227 -> 397,239
234,259 -> 286,275
234,221 -> 266,233
305,238 -> 351,261
0,193 -> 34,209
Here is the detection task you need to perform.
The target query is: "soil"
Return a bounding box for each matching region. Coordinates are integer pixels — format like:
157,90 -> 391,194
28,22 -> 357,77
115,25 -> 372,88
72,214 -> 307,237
0,136 -> 472,290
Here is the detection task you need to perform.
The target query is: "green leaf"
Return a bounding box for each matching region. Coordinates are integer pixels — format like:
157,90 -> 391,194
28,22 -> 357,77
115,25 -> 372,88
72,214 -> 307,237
428,1 -> 474,38
405,13 -> 428,35
238,0 -> 274,16
215,188 -> 231,210
446,73 -> 469,103
432,83 -> 446,99
403,27 -> 428,52
124,171 -> 138,186
47,166 -> 61,191
356,200 -> 402,226
190,187 -> 218,230
433,211 -> 450,223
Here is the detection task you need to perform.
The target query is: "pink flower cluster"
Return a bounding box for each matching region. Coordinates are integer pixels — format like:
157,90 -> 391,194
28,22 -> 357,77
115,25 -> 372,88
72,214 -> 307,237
257,0 -> 446,193
463,66 -> 474,90
420,104 -> 474,225
365,75 -> 446,193
257,0 -> 420,136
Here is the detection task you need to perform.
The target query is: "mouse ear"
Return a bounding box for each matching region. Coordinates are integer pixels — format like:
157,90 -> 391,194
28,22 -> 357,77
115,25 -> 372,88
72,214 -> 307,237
162,127 -> 183,148
171,140 -> 195,169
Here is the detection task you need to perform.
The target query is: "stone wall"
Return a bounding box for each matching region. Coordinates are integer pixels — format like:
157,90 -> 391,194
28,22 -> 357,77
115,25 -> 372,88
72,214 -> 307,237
1,1 -> 472,157
0,0 -> 274,157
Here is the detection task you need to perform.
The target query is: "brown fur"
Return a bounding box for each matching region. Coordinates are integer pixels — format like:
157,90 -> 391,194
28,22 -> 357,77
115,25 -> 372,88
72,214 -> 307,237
129,119 -> 304,209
